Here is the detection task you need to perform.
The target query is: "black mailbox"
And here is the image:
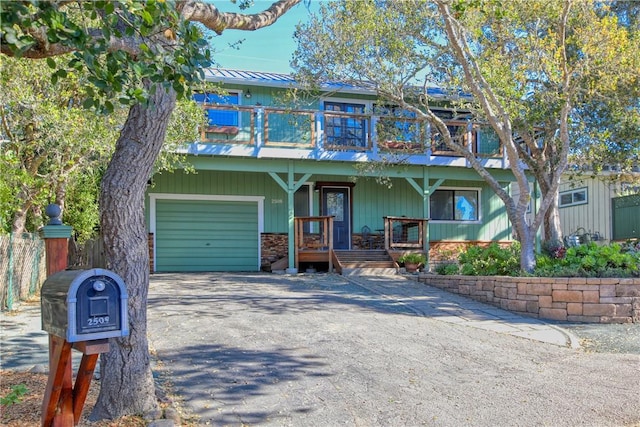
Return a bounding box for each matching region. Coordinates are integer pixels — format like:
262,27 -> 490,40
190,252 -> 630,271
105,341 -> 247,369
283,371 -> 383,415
41,268 -> 129,342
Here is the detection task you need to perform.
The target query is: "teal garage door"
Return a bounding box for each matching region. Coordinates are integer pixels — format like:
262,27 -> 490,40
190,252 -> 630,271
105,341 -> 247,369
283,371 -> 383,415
155,199 -> 259,272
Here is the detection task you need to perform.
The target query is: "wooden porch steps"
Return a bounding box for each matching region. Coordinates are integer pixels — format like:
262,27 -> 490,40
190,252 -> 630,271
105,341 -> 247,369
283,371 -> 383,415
334,250 -> 398,276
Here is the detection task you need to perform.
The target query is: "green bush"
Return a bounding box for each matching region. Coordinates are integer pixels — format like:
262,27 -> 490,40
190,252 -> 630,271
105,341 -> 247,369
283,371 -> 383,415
534,242 -> 639,278
455,241 -> 639,278
435,263 -> 459,275
458,242 -> 521,276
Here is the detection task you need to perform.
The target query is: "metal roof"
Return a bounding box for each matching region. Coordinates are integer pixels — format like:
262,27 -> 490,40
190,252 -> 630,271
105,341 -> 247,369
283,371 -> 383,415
204,68 -> 461,99
204,68 -> 297,86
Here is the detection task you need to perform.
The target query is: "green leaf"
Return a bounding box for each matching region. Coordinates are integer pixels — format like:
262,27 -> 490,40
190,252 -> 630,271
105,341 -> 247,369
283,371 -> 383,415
142,10 -> 153,25
46,57 -> 56,69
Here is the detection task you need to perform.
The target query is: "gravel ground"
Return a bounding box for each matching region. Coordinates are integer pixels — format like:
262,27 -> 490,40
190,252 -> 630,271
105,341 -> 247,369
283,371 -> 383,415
560,322 -> 640,354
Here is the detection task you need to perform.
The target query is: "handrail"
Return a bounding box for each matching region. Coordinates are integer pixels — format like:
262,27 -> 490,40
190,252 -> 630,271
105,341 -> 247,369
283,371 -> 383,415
198,104 -> 503,157
294,216 -> 334,272
383,216 -> 428,251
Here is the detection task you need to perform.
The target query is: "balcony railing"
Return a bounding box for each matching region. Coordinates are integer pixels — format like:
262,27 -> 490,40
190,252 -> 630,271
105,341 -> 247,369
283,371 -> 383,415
198,104 -> 503,159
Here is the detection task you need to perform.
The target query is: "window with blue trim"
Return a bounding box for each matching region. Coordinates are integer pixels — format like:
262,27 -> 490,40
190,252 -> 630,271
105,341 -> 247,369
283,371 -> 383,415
193,92 -> 239,127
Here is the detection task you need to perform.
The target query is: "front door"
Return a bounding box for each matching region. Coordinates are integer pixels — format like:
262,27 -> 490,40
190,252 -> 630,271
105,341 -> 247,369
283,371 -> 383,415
321,187 -> 351,249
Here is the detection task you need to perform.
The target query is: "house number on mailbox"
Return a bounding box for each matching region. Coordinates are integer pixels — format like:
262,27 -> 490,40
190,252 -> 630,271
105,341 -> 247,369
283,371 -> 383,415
87,316 -> 110,327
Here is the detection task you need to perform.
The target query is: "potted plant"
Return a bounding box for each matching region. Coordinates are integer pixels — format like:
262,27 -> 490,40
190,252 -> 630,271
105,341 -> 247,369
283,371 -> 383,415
398,253 -> 426,273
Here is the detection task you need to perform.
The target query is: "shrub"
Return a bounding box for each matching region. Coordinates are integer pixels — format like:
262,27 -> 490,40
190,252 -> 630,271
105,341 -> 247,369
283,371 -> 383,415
541,239 -> 566,259
455,241 -> 638,278
534,242 -> 639,278
458,242 -> 521,276
435,262 -> 459,275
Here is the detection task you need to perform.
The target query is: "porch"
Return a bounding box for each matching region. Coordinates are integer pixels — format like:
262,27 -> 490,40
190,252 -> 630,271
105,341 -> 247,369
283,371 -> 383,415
291,216 -> 429,274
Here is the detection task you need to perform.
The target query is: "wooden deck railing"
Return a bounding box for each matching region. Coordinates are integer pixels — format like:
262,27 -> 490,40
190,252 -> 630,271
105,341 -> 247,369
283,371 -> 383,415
199,105 -> 503,158
383,216 -> 428,251
294,216 -> 334,272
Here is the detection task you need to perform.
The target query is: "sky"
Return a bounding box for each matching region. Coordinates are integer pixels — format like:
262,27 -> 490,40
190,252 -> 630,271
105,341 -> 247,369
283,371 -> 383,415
208,1 -> 323,74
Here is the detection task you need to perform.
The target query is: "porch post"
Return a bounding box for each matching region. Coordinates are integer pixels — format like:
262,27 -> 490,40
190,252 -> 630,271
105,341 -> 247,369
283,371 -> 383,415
269,163 -> 312,274
423,168 -> 430,260
286,163 -> 297,273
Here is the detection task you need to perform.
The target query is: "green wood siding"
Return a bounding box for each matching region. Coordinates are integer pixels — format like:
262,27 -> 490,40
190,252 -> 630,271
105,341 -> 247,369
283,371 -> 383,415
149,170 -> 512,242
155,199 -> 258,272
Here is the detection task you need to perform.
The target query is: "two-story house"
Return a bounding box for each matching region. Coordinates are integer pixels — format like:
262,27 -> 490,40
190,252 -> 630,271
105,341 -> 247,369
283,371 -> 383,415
145,69 -> 520,273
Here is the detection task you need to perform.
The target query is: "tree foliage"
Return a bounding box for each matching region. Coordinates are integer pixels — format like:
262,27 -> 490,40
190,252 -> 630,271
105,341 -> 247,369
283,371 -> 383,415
292,0 -> 638,271
0,55 -> 118,235
0,55 -> 203,239
1,0 -> 210,111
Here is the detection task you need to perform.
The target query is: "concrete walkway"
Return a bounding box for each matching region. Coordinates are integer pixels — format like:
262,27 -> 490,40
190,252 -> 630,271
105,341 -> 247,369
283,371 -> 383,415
343,275 -> 579,348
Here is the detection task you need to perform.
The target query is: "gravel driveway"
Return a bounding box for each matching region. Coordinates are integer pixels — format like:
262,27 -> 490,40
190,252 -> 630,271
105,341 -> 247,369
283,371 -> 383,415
147,273 -> 640,427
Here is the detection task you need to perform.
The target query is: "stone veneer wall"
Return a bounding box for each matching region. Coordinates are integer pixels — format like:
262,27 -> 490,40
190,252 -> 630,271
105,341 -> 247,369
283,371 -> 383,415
148,233 -> 154,273
261,233 -> 288,269
418,275 -> 640,324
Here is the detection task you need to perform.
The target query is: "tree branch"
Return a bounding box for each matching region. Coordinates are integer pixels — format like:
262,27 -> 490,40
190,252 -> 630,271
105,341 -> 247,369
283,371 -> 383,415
176,0 -> 302,34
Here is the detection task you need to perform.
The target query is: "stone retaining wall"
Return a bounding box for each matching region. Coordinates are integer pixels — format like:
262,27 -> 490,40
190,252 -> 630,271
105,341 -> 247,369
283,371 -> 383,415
418,275 -> 640,324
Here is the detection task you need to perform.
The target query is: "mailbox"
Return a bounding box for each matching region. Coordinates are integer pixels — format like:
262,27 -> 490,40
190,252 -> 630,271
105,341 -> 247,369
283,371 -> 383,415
41,268 -> 129,342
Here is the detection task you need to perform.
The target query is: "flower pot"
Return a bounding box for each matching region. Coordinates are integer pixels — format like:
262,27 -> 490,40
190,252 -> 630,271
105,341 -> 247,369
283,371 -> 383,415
404,262 -> 420,273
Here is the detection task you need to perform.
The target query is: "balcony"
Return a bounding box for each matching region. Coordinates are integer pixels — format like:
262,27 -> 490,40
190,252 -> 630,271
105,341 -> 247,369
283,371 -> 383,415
185,104 -> 508,168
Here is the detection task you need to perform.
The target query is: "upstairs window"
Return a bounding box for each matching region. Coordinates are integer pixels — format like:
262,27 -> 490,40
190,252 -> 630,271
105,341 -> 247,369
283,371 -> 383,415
430,189 -> 480,221
324,101 -> 368,148
559,188 -> 587,208
193,92 -> 240,127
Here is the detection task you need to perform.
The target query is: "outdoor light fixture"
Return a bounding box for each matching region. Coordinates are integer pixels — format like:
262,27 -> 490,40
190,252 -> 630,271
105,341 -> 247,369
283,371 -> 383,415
244,89 -> 252,99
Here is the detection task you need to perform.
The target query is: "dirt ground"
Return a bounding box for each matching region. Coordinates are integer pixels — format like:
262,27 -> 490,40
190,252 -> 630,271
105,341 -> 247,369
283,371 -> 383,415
0,370 -> 147,427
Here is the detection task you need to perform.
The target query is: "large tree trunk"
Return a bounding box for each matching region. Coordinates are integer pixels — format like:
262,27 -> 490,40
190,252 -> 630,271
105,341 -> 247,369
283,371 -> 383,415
519,227 -> 537,273
543,192 -> 562,243
510,207 -> 537,273
90,85 -> 176,420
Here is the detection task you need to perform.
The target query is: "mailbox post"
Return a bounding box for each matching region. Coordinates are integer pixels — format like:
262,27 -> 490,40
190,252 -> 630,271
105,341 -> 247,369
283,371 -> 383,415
40,266 -> 129,426
40,204 -> 74,427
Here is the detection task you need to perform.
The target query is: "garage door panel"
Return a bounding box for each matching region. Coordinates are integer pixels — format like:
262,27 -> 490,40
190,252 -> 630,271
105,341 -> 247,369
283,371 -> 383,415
155,199 -> 259,272
157,230 -> 257,242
